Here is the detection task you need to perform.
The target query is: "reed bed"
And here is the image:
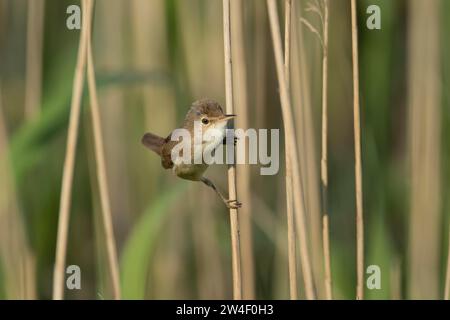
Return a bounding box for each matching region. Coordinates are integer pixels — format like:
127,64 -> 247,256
0,0 -> 449,301
267,0 -> 315,300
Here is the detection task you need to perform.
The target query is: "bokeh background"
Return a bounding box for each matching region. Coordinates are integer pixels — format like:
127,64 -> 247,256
0,0 -> 449,300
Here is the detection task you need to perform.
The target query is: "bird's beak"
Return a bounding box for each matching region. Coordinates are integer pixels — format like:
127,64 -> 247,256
218,114 -> 236,122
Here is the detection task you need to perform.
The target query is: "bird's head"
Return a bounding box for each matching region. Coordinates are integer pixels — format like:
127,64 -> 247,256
184,99 -> 235,131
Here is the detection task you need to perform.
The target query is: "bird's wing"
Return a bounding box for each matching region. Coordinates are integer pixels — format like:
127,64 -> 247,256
160,133 -> 176,169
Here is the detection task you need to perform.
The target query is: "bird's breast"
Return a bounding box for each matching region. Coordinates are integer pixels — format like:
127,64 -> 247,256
173,163 -> 209,181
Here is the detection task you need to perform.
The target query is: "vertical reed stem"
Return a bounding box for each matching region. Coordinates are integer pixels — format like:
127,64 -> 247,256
267,0 -> 315,299
52,0 -> 92,300
283,0 -> 298,300
407,0 -> 442,299
322,215 -> 332,300
321,0 -> 332,300
350,0 -> 364,300
86,0 -> 121,299
231,0 -> 255,299
222,0 -> 242,300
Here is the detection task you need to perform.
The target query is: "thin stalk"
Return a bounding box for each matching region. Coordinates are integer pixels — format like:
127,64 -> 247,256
52,0 -> 92,300
293,2 -> 324,296
222,0 -> 242,300
322,215 -> 332,300
321,0 -> 332,300
284,0 -> 292,90
283,0 -> 298,300
86,1 -> 121,299
267,0 -> 315,300
350,0 -> 364,300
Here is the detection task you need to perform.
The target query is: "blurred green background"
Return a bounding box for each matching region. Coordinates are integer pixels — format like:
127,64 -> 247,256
0,0 -> 449,300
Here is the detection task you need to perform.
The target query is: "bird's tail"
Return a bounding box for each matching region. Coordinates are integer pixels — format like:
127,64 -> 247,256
141,132 -> 165,156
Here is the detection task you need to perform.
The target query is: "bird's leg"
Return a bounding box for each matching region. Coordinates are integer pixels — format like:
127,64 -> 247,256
200,177 -> 242,209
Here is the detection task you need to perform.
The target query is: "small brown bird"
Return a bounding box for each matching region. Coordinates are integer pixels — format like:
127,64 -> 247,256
142,99 -> 242,209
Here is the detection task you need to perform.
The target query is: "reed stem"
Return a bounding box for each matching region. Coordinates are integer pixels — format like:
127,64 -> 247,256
320,0 -> 332,300
52,0 -> 92,300
222,0 -> 242,300
231,0 -> 255,299
350,0 -> 364,300
86,1 -> 122,299
283,0 -> 298,300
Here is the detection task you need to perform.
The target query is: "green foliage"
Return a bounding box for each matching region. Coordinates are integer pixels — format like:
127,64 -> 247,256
120,185 -> 186,299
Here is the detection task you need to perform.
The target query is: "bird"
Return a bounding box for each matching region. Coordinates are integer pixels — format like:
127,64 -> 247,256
141,99 -> 242,209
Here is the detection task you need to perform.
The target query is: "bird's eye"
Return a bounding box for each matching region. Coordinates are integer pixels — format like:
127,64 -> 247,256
201,118 -> 209,125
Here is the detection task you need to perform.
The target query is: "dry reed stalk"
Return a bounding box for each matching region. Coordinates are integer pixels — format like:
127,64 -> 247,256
445,229 -> 450,299
284,0 -> 292,89
222,0 -> 242,300
407,0 -> 441,299
293,1 -> 324,297
266,0 -> 315,300
283,0 -> 298,300
322,215 -> 332,299
86,4 -> 121,299
231,0 -> 255,299
24,0 -> 45,120
300,0 -> 331,299
320,0 -> 332,300
52,0 -> 92,300
350,0 -> 364,300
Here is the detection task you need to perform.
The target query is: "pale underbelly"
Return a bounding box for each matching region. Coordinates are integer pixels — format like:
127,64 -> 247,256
173,163 -> 209,181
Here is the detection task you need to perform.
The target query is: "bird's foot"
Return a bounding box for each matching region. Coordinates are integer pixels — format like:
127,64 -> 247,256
222,136 -> 239,146
226,199 -> 242,209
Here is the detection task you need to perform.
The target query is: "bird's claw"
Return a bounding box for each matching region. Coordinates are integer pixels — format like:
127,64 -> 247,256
222,136 -> 239,146
226,199 -> 242,209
